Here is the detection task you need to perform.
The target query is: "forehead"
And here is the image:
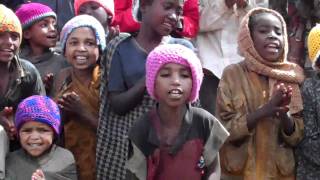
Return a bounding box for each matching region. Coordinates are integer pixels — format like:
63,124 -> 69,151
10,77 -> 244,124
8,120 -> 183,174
68,27 -> 95,39
252,13 -> 282,28
159,0 -> 184,5
80,1 -> 101,8
21,121 -> 51,129
161,62 -> 190,70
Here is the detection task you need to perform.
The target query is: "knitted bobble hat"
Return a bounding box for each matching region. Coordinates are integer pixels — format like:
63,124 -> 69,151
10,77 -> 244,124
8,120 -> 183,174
146,44 -> 203,103
60,14 -> 106,53
307,24 -> 320,69
15,95 -> 61,135
74,0 -> 115,23
15,2 -> 56,30
0,5 -> 22,42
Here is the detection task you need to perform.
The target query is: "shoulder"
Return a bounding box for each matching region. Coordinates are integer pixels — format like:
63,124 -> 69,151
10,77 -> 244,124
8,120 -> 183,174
129,112 -> 151,141
52,146 -> 75,163
6,149 -> 26,167
19,58 -> 37,71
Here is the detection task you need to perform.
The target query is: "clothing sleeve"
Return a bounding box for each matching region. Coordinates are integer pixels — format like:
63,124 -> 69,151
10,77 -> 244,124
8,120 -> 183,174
216,66 -> 251,142
21,60 -> 46,96
31,66 -> 46,96
45,163 -> 78,180
177,0 -> 199,38
112,0 -> 140,33
108,49 -> 127,92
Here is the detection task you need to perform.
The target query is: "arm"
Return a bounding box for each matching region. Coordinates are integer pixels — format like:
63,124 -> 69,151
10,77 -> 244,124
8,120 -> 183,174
112,0 -> 140,33
109,77 -> 146,115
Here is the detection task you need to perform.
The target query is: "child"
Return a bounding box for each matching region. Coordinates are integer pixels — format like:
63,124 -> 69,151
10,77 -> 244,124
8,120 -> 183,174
5,95 -> 77,180
216,7 -> 304,179
96,0 -> 194,178
0,5 -> 45,178
295,24 -> 320,180
55,14 -> 105,180
126,44 -> 229,180
15,2 -> 69,95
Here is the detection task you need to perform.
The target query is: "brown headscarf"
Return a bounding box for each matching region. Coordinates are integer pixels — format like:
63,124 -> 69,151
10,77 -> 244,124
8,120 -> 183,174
238,7 -> 305,114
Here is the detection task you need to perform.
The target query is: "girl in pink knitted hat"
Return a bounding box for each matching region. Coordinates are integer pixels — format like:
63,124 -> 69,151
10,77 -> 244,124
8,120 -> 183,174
15,2 -> 69,96
126,44 -> 229,180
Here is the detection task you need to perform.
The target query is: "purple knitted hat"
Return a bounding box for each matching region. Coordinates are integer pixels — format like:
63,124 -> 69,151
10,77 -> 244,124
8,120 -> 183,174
15,2 -> 57,30
146,44 -> 203,103
15,95 -> 61,135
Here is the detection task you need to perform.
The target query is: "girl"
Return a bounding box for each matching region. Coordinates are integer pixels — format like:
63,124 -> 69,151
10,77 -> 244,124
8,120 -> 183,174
55,15 -> 105,180
0,5 -> 45,178
216,7 -> 304,179
96,0 -> 193,179
5,95 -> 77,180
126,44 -> 229,180
15,2 -> 69,95
295,24 -> 320,180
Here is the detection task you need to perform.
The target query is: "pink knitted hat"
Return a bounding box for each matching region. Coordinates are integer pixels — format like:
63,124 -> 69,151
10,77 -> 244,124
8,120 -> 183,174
74,0 -> 115,23
15,2 -> 57,30
146,44 -> 203,103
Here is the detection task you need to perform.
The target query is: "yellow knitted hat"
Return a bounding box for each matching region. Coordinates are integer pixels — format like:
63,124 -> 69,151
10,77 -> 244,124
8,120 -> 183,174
0,5 -> 22,43
308,24 -> 320,69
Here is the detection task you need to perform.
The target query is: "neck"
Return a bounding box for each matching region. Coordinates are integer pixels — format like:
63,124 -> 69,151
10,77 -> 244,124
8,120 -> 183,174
29,42 -> 48,57
135,24 -> 163,53
0,61 -> 11,74
72,67 -> 94,87
157,104 -> 187,128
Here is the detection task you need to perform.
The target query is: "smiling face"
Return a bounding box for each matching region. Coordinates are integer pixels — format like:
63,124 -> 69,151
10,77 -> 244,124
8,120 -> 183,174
250,13 -> 284,62
155,63 -> 192,107
142,0 -> 183,36
78,1 -> 110,27
24,17 -> 58,49
64,27 -> 99,70
19,121 -> 54,157
0,31 -> 20,64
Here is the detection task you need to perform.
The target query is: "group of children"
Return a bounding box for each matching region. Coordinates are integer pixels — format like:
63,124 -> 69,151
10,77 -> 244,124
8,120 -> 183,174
0,0 -> 320,180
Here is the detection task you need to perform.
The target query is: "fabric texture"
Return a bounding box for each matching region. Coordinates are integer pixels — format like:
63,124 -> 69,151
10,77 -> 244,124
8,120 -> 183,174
145,44 -> 203,102
126,106 -> 229,180
238,7 -> 304,114
295,74 -> 320,180
5,145 -> 77,180
0,57 -> 45,112
74,0 -> 115,23
307,24 -> 320,69
0,4 -> 22,41
60,14 -> 106,53
15,95 -> 61,135
56,65 -> 100,180
15,2 -> 56,30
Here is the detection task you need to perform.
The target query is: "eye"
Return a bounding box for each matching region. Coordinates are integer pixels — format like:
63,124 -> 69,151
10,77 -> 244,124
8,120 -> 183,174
10,33 -> 19,41
21,128 -> 32,133
68,41 -> 77,46
86,40 -> 97,46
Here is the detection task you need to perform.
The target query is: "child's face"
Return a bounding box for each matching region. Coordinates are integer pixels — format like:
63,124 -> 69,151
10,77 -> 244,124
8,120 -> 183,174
0,31 -> 20,63
78,2 -> 109,27
23,17 -> 58,49
142,0 -> 183,36
19,121 -> 54,157
251,13 -> 284,62
155,63 -> 192,107
64,27 -> 99,70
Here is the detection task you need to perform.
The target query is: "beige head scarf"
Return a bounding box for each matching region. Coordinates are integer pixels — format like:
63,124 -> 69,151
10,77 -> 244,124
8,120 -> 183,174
238,7 -> 304,114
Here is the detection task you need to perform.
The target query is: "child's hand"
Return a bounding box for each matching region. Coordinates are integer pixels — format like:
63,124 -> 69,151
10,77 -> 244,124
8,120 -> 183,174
57,91 -> 84,115
43,73 -> 54,94
32,169 -> 45,180
265,83 -> 292,117
0,107 -> 16,140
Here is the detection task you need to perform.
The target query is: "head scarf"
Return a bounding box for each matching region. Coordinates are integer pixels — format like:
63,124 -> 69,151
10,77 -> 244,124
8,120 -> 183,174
238,7 -> 304,114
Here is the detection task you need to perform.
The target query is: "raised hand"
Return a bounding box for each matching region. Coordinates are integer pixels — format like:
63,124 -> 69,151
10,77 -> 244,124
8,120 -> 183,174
0,107 -> 16,140
32,169 -> 45,180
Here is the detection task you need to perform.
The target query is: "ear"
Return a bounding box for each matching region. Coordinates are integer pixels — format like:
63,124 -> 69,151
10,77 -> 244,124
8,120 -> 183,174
23,29 -> 32,40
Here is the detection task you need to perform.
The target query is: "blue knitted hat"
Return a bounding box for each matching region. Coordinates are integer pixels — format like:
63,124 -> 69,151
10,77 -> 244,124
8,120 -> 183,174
60,14 -> 106,53
15,95 -> 61,135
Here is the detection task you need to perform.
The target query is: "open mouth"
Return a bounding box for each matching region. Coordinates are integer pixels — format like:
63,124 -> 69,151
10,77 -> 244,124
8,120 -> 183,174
168,89 -> 183,99
74,55 -> 88,64
265,43 -> 280,53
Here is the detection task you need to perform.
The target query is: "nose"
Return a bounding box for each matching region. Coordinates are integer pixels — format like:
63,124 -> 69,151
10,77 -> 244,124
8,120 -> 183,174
29,131 -> 40,140
48,23 -> 56,31
267,30 -> 277,39
171,73 -> 181,85
76,43 -> 87,51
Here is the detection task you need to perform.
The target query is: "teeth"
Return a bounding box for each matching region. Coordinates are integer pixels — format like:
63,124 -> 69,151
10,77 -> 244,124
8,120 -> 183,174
75,56 -> 86,60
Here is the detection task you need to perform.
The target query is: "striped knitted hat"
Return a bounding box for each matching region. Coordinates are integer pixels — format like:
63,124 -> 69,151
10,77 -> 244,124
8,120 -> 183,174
307,24 -> 320,69
15,95 -> 61,135
60,14 -> 106,53
15,2 -> 56,30
0,4 -> 22,42
146,44 -> 203,103
74,0 -> 114,23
